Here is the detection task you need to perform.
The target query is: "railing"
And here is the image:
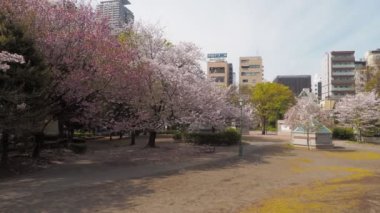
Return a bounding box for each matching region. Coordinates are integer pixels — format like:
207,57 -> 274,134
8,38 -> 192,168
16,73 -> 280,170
331,71 -> 355,76
332,64 -> 355,69
331,87 -> 355,91
331,80 -> 354,85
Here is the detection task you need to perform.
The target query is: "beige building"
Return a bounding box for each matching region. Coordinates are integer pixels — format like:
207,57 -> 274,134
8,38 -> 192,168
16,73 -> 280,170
239,56 -> 264,86
207,61 -> 232,87
354,49 -> 380,93
366,49 -> 380,71
207,53 -> 233,87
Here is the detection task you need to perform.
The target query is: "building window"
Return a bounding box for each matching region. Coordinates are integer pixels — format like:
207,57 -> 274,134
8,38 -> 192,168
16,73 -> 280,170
249,65 -> 261,68
212,77 -> 225,83
209,67 -> 225,74
241,72 -> 257,76
242,79 -> 248,83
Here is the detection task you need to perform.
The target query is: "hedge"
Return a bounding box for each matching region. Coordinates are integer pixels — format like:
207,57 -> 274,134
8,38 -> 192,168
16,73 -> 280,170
180,128 -> 241,146
332,127 -> 354,140
69,143 -> 87,154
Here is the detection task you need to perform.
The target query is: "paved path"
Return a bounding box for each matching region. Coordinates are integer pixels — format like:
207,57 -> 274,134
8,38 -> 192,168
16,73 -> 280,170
0,143 -> 264,203
0,139 -> 379,213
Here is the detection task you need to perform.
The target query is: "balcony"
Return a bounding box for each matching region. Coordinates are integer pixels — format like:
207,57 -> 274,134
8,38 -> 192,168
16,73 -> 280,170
332,87 -> 355,92
331,80 -> 354,85
332,71 -> 355,76
331,64 -> 355,69
331,57 -> 355,62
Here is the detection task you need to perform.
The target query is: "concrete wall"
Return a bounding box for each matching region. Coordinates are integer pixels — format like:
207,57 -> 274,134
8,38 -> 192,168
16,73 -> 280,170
44,120 -> 59,136
292,132 -> 333,149
363,137 -> 380,144
277,120 -> 292,136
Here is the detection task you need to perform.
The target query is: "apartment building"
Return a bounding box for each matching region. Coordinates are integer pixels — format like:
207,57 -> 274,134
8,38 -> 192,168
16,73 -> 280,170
96,0 -> 134,34
239,56 -> 264,87
322,51 -> 356,100
207,53 -> 233,87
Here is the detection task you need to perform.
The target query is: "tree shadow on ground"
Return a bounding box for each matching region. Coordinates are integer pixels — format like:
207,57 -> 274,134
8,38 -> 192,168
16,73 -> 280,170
0,178 -> 152,213
322,146 -> 357,153
0,143 -> 296,212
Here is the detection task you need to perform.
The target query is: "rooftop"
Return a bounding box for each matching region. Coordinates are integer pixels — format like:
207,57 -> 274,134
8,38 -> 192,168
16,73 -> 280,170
99,0 -> 131,5
274,75 -> 311,79
331,51 -> 355,55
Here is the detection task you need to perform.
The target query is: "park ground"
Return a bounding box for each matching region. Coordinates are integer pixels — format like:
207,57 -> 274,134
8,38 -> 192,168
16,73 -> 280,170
0,132 -> 380,213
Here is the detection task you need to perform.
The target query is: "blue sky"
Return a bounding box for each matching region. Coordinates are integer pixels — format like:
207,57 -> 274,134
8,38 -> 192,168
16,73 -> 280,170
93,0 -> 380,81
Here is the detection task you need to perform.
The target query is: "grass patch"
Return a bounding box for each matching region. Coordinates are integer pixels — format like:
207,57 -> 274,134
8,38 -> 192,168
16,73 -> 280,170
324,151 -> 380,160
242,166 -> 375,213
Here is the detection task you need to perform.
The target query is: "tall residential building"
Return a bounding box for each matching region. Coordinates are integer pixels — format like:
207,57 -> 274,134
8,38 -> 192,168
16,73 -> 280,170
322,51 -> 356,100
239,56 -> 264,86
96,0 -> 134,34
273,75 -> 311,96
207,53 -> 233,87
355,60 -> 367,93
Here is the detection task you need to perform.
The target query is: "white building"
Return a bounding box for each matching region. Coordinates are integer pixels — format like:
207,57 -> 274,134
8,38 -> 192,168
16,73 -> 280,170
322,51 -> 356,100
96,0 -> 134,34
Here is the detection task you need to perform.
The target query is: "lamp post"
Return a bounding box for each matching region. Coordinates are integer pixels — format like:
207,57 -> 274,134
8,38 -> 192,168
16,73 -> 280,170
239,97 -> 243,157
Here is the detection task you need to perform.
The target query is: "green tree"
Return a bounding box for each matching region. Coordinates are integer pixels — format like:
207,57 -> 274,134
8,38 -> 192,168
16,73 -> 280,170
249,82 -> 295,135
0,14 -> 50,165
365,68 -> 380,95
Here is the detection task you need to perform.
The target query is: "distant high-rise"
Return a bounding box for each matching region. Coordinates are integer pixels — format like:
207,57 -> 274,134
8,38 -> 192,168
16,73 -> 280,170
207,53 -> 233,87
322,51 -> 356,100
239,56 -> 264,87
273,75 -> 311,96
96,0 -> 134,34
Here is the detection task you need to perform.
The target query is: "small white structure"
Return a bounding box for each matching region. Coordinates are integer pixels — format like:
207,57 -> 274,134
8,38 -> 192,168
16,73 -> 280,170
277,120 -> 292,136
44,120 -> 59,136
292,124 -> 333,149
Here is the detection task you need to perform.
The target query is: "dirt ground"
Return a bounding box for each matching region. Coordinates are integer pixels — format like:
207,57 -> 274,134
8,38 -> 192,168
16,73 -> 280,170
0,133 -> 380,213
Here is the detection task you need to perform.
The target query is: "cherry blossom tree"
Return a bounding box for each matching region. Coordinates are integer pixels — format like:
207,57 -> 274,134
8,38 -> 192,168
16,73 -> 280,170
1,0 -> 249,153
114,23 -> 244,147
334,92 -> 380,142
285,96 -> 324,150
1,0 -> 139,156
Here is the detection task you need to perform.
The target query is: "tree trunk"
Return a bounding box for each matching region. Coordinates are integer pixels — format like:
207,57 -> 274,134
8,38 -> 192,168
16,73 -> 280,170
261,118 -> 267,135
307,129 -> 311,150
119,131 -> 123,140
32,132 -> 44,159
147,131 -> 157,148
130,131 -> 136,146
109,132 -> 112,141
58,119 -> 64,138
64,128 -> 73,148
1,130 -> 10,167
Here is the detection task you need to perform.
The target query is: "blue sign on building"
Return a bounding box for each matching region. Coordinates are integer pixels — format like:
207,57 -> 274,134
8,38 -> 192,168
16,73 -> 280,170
207,53 -> 227,59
